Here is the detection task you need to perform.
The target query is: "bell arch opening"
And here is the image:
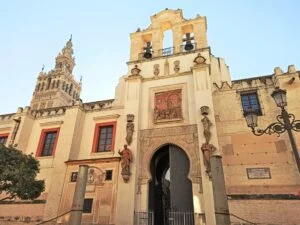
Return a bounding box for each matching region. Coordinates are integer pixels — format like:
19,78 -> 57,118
162,29 -> 174,56
148,144 -> 194,225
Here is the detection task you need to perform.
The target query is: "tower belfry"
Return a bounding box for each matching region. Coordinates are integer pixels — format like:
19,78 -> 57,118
30,37 -> 81,110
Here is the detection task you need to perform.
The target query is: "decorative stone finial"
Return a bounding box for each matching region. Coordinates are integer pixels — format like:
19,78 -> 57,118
274,67 -> 283,75
194,53 -> 206,65
130,65 -> 141,76
200,106 -> 209,116
127,114 -> 134,122
288,65 -> 296,73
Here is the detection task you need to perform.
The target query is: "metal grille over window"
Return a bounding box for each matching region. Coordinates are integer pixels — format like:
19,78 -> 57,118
83,198 -> 93,213
70,172 -> 78,182
97,125 -> 113,152
41,131 -> 57,156
105,170 -> 113,180
241,92 -> 262,115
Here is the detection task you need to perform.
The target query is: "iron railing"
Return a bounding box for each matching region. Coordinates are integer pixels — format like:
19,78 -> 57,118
134,211 -> 154,225
134,211 -> 205,225
137,43 -> 200,61
158,47 -> 174,57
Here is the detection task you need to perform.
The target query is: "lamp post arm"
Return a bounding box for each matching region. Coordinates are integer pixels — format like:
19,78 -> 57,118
281,108 -> 300,173
250,121 -> 286,136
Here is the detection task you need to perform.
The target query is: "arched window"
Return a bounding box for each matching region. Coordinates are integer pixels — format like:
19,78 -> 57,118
62,82 -> 65,90
36,83 -> 41,91
41,82 -> 45,91
46,78 -> 52,90
69,84 -> 73,95
51,80 -> 56,89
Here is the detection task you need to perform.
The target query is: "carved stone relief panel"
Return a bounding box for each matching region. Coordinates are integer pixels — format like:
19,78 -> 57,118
174,60 -> 180,73
153,89 -> 183,122
153,64 -> 160,76
139,125 -> 202,192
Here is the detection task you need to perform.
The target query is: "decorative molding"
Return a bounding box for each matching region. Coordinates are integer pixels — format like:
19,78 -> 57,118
65,157 -> 120,165
0,127 -> 12,132
93,114 -> 120,121
40,121 -> 64,127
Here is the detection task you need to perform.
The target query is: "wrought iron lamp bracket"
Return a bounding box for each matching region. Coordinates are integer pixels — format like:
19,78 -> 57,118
251,112 -> 300,136
251,121 -> 286,137
291,119 -> 300,132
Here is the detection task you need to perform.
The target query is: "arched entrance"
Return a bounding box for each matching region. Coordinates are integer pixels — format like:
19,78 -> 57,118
148,144 -> 194,225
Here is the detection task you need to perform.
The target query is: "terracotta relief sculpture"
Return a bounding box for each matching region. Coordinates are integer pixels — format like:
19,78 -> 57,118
87,168 -> 105,186
118,145 -> 133,182
200,106 -> 216,177
153,89 -> 183,122
126,114 -> 134,145
87,168 -> 95,184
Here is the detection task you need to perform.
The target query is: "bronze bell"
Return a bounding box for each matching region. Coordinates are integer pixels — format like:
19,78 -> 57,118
143,42 -> 152,59
184,33 -> 194,51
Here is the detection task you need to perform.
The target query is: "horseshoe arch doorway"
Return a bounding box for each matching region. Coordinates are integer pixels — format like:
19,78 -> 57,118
148,144 -> 194,225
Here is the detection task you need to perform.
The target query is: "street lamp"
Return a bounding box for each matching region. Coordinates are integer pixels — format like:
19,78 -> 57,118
244,87 -> 300,172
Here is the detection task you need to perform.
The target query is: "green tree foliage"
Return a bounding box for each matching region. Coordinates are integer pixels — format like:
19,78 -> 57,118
0,144 -> 45,201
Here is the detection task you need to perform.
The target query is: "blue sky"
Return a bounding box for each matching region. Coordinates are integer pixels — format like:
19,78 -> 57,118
0,1 -> 299,114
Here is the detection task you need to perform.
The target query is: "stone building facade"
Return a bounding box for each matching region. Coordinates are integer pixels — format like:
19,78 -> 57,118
0,9 -> 300,225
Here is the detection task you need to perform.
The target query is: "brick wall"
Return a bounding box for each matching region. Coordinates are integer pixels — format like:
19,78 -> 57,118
229,199 -> 300,225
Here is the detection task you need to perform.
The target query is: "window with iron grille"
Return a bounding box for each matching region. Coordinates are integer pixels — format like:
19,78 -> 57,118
105,170 -> 113,181
241,92 -> 262,115
83,198 -> 93,213
70,172 -> 78,182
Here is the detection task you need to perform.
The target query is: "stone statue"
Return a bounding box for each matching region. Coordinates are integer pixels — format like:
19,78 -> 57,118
201,115 -> 212,144
118,145 -> 133,182
126,122 -> 134,145
126,114 -> 134,145
201,143 -> 217,177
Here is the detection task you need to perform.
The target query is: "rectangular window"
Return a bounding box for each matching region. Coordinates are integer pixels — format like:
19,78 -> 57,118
92,122 -> 116,153
70,172 -> 78,182
36,128 -> 60,157
105,170 -> 113,181
98,125 -> 113,151
0,133 -> 9,145
241,92 -> 262,115
83,198 -> 93,213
